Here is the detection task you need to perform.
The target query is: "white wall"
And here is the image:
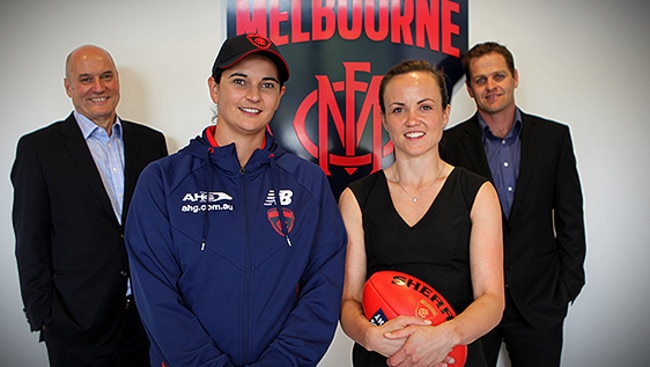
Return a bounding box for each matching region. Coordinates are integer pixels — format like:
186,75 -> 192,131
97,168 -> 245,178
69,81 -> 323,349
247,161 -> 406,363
1,1 -> 648,366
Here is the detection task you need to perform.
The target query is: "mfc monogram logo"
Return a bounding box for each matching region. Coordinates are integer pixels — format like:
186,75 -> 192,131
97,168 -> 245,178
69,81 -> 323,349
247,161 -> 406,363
293,62 -> 393,177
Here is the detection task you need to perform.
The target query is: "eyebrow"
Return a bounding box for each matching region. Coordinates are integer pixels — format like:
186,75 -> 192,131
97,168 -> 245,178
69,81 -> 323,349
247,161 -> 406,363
227,72 -> 279,84
77,70 -> 113,78
388,97 -> 437,109
417,98 -> 436,104
390,98 -> 435,104
262,76 -> 280,84
473,70 -> 507,78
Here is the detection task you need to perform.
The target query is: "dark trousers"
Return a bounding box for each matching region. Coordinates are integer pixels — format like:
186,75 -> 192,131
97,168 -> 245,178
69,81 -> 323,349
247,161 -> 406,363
481,292 -> 564,367
44,301 -> 150,367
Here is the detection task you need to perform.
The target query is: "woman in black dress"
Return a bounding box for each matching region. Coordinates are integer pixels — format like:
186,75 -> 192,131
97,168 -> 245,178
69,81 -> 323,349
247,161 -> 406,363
339,60 -> 504,367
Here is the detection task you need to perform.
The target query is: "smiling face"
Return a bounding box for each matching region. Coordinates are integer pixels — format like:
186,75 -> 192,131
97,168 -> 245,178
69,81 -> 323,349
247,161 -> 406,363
381,70 -> 450,158
466,52 -> 519,118
209,54 -> 286,142
64,46 -> 120,129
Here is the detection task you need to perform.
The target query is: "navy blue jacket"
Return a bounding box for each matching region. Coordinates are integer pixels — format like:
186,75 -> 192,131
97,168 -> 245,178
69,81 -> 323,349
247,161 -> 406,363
125,128 -> 347,366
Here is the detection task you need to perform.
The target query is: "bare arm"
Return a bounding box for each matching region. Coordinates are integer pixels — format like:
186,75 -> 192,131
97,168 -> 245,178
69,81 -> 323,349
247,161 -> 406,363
338,188 -> 428,358
385,182 -> 505,366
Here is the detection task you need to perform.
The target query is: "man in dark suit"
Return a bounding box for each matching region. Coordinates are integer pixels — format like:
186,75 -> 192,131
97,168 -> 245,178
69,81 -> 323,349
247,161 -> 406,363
440,42 -> 586,367
11,45 -> 168,367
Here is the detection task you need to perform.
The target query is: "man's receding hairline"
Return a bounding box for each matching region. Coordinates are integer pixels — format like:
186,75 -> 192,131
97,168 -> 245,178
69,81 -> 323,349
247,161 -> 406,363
65,45 -> 117,79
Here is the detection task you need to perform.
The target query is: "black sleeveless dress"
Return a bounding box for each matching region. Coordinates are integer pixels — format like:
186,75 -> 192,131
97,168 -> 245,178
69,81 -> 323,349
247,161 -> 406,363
348,167 -> 489,367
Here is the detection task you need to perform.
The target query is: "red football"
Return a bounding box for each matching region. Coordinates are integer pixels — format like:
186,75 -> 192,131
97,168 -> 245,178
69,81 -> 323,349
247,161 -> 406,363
363,270 -> 467,367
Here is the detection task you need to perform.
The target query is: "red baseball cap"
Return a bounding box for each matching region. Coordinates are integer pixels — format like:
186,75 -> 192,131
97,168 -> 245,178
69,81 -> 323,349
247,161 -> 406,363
211,33 -> 290,84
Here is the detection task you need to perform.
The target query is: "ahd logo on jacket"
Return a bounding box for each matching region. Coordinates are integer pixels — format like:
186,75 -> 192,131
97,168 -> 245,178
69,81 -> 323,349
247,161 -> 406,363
180,191 -> 234,213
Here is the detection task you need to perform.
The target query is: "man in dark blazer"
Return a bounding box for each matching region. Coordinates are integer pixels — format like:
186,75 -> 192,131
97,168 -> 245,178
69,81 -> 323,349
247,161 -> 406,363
11,45 -> 168,366
440,42 -> 586,367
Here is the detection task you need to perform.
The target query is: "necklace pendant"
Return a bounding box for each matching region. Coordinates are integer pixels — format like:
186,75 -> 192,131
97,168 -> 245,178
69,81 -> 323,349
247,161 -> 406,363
413,197 -> 417,203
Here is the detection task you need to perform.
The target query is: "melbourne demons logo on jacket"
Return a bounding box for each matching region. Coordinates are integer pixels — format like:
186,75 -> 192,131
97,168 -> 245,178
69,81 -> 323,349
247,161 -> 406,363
227,0 -> 468,197
266,207 -> 295,237
264,189 -> 295,237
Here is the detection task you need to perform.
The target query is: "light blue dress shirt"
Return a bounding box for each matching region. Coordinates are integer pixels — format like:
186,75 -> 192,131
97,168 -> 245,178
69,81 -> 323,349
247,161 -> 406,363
75,111 -> 125,224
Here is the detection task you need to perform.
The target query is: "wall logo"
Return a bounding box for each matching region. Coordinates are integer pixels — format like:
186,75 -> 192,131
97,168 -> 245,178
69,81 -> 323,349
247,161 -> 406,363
227,0 -> 468,196
293,62 -> 390,176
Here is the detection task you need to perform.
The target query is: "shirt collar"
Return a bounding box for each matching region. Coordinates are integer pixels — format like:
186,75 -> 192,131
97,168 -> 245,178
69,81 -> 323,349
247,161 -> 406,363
478,108 -> 523,141
74,111 -> 122,140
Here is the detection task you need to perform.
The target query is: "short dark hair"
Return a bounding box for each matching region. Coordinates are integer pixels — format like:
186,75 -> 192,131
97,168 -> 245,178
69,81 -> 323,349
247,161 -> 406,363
462,41 -> 516,81
378,60 -> 449,114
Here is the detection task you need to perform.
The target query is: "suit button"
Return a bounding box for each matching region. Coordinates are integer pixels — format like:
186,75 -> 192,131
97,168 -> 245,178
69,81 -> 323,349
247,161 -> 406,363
120,270 -> 128,277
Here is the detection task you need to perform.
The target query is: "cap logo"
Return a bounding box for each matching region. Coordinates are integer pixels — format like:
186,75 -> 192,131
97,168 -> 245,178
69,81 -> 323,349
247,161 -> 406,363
247,33 -> 272,50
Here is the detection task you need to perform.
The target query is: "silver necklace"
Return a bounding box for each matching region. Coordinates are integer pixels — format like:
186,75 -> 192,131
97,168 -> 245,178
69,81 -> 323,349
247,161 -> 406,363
395,164 -> 446,203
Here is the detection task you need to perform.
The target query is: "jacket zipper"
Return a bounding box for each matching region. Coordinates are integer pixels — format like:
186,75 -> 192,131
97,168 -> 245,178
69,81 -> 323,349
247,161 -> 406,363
240,166 -> 252,362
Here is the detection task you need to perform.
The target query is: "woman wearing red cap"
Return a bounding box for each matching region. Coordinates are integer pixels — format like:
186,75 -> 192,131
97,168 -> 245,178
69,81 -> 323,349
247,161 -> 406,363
125,33 -> 347,367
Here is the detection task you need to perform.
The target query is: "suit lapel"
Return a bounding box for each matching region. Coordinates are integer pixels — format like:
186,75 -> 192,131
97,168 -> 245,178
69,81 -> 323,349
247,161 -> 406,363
462,116 -> 493,180
510,112 -> 540,220
61,114 -> 120,227
122,121 -> 140,223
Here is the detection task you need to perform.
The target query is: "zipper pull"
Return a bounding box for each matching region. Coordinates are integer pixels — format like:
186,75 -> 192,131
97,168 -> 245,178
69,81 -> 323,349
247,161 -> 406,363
201,240 -> 206,251
285,236 -> 293,248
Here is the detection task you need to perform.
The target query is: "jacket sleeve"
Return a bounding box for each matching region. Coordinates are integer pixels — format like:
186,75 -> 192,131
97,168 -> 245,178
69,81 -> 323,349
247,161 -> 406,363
125,163 -> 236,367
250,174 -> 347,367
553,126 -> 587,302
11,136 -> 53,332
